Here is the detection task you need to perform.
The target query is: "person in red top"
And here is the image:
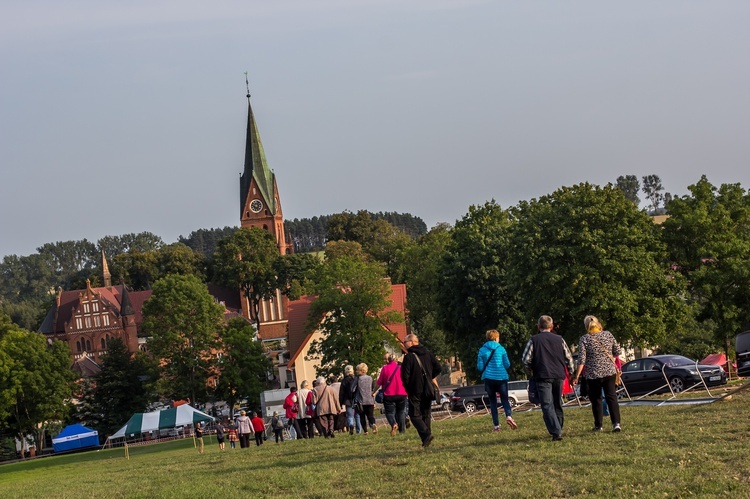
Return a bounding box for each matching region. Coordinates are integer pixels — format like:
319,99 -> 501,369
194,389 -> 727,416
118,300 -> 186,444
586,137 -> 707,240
283,387 -> 302,439
251,412 -> 266,446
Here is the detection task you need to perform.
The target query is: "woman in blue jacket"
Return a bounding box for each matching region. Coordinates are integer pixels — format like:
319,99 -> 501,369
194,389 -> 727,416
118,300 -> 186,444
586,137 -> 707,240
476,329 -> 518,431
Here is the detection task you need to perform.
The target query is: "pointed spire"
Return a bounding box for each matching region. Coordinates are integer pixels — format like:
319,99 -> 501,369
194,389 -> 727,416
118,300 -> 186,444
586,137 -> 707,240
120,279 -> 135,316
101,249 -> 112,288
240,80 -> 276,217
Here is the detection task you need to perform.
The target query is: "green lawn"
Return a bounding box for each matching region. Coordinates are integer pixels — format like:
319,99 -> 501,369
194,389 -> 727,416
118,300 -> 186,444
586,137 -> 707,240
1,386 -> 749,498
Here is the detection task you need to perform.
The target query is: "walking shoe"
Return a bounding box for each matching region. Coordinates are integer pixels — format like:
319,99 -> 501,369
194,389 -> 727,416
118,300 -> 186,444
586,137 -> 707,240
613,424 -> 621,432
592,426 -> 603,432
506,416 -> 518,430
372,424 -> 378,434
405,418 -> 411,429
493,426 -> 501,432
422,435 -> 434,448
390,424 -> 398,437
552,434 -> 563,441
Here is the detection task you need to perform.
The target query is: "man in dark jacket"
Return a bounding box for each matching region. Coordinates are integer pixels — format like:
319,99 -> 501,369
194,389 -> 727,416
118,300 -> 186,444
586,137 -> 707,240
338,365 -> 361,435
400,334 -> 441,448
522,315 -> 575,441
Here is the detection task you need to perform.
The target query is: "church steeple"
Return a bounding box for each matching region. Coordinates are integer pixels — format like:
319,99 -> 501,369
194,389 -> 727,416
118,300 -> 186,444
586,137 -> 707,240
239,80 -> 292,255
101,249 -> 112,288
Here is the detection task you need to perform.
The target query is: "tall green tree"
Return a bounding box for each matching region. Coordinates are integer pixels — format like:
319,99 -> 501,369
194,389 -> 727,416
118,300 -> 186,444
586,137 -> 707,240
615,175 -> 640,205
214,318 -> 271,417
0,314 -> 74,454
662,176 -> 750,355
508,183 -> 685,348
437,202 -> 526,380
306,255 -> 403,378
213,228 -> 280,333
642,174 -> 665,212
97,232 -> 163,259
141,274 -> 223,404
91,338 -> 158,437
395,223 -> 453,358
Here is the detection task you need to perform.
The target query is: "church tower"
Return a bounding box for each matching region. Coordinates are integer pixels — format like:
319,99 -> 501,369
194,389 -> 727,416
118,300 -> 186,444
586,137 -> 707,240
238,87 -> 291,345
239,92 -> 293,255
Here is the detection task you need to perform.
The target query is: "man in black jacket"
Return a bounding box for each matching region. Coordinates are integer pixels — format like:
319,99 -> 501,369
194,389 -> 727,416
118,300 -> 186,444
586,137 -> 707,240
522,315 -> 575,441
400,334 -> 442,448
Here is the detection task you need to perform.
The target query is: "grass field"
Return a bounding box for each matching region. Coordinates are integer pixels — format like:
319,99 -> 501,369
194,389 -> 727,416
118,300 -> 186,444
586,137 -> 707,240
1,386 -> 749,498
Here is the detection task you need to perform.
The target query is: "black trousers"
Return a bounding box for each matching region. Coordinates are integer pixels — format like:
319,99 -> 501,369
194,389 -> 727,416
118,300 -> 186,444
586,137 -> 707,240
299,418 -> 315,438
359,404 -> 376,432
587,374 -> 621,428
239,433 -> 250,448
254,430 -> 264,446
408,395 -> 433,444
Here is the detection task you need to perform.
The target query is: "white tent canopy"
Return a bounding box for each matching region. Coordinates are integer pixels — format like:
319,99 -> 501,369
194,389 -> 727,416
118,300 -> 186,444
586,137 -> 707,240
108,404 -> 214,441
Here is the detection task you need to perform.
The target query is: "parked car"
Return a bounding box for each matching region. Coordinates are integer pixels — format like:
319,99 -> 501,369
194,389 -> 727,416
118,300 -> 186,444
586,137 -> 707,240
432,392 -> 451,412
736,331 -> 750,377
450,381 -> 529,413
620,355 -> 727,396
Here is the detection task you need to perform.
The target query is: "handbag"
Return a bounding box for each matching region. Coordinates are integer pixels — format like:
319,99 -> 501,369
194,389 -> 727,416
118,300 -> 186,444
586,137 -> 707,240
528,379 -> 540,405
592,335 -> 622,385
413,353 -> 440,401
375,390 -> 384,404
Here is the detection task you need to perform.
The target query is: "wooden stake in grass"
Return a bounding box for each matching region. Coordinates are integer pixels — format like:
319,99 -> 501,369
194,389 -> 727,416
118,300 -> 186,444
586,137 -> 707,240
124,442 -> 129,461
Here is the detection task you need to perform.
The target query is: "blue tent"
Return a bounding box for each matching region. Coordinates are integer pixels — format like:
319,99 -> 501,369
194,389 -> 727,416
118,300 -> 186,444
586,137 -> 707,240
52,424 -> 99,453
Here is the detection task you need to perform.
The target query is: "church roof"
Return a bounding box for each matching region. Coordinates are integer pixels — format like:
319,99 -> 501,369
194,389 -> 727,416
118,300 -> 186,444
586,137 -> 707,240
120,284 -> 135,316
240,98 -> 276,216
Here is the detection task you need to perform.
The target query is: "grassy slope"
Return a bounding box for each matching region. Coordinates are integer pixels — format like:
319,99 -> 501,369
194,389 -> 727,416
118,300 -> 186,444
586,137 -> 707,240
1,388 -> 749,498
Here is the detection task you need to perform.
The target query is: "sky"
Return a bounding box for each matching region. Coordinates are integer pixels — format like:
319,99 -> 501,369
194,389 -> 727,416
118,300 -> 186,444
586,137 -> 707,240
2,1 -> 749,258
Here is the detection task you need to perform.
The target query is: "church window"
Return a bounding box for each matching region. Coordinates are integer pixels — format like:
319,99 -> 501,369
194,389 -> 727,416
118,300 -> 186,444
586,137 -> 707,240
263,225 -> 268,231
76,341 -> 82,353
83,303 -> 90,313
101,338 -> 106,349
92,301 -> 99,312
94,315 -> 101,327
76,317 -> 83,329
103,315 -> 110,326
86,340 -> 91,351
253,187 -> 256,195
85,317 -> 92,328
246,211 -> 250,218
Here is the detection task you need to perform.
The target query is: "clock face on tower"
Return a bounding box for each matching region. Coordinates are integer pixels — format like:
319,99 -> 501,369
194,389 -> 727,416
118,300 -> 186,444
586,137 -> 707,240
250,199 -> 263,213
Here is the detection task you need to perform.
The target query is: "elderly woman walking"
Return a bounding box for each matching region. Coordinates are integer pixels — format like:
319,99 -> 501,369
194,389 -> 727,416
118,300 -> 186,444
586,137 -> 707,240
339,365 -> 363,435
376,353 -> 407,436
571,315 -> 623,432
356,363 -> 378,435
297,380 -> 315,439
314,376 -> 343,438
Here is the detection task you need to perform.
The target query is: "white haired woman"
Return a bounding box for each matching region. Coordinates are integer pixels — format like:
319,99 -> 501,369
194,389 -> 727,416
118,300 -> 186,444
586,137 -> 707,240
356,363 -> 377,434
571,315 -> 623,432
314,376 -> 342,438
297,380 -> 315,439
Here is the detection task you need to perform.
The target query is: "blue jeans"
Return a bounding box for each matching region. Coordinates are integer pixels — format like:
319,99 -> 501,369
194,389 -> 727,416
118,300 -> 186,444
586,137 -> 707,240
536,378 -> 564,437
484,378 -> 512,426
346,406 -> 363,434
383,396 -> 407,432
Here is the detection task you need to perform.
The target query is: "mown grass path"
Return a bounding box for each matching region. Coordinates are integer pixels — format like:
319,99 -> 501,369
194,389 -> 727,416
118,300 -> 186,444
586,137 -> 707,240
2,388 -> 749,498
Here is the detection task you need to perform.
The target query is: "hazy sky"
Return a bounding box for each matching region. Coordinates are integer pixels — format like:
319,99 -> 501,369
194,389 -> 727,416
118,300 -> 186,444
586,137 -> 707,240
2,1 -> 749,258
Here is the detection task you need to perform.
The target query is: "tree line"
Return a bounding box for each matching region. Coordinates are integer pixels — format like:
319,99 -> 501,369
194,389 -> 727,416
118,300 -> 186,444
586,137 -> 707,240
3,173 -> 749,454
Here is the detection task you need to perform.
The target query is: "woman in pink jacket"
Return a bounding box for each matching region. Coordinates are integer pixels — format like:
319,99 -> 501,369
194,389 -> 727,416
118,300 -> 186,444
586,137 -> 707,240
377,353 -> 408,436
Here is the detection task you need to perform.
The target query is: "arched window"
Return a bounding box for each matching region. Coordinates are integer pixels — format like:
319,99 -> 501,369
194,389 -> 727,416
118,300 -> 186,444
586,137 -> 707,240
101,338 -> 106,349
263,224 -> 268,231
86,340 -> 91,351
76,340 -> 82,353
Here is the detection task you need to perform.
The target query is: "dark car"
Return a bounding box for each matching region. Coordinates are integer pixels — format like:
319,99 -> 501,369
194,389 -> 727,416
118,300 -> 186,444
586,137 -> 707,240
736,331 -> 750,377
432,392 -> 451,412
450,381 -> 529,413
620,355 -> 727,396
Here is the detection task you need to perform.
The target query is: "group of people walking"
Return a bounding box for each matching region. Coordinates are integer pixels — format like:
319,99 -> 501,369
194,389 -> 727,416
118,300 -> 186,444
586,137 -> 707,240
198,315 -> 621,454
478,314 -> 623,441
277,333 -> 441,449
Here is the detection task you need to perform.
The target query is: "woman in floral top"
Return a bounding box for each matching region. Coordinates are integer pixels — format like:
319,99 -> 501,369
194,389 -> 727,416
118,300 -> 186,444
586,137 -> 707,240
571,315 -> 622,432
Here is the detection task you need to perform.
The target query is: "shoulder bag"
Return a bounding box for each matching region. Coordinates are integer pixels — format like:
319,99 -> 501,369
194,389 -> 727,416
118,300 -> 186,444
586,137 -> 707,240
413,353 -> 440,401
479,346 -> 498,376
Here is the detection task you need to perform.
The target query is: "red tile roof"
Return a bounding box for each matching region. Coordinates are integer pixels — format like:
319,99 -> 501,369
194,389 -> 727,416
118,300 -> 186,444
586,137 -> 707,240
286,284 -> 408,368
